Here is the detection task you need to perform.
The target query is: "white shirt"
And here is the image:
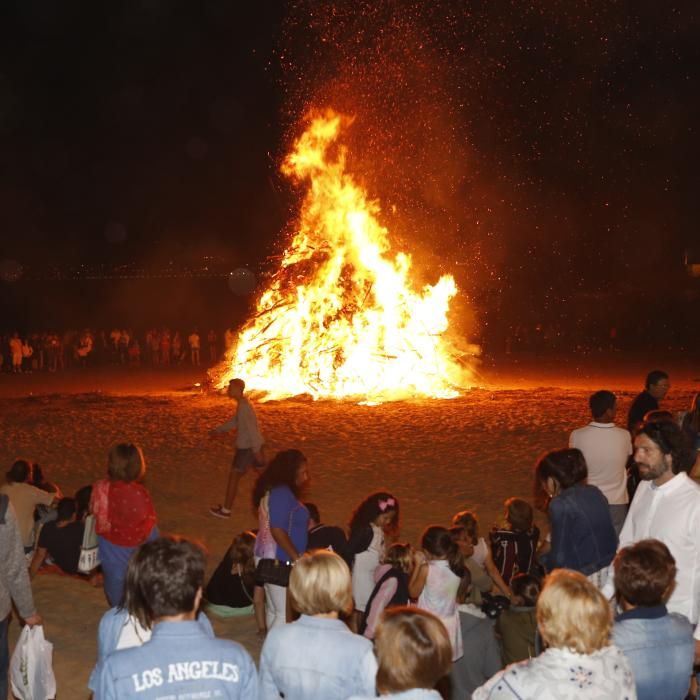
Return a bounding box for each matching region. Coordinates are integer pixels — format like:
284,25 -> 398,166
603,472 -> 700,628
215,396 -> 263,451
569,422 -> 631,505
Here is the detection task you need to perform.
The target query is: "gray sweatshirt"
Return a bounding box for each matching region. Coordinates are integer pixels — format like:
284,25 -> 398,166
0,498 -> 36,620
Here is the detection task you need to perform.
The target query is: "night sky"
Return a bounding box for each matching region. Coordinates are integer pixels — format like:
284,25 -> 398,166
0,0 -> 698,332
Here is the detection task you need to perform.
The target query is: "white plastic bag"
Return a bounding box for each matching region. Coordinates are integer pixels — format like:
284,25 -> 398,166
10,625 -> 57,700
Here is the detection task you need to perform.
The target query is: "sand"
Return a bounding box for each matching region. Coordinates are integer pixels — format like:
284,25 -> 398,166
1,356 -> 697,698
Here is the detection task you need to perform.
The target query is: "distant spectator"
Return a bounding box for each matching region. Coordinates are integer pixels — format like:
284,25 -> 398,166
570,390 -> 632,535
628,369 -> 670,433
489,497 -> 540,584
305,502 -> 350,564
29,497 -> 85,577
496,573 -> 540,664
9,332 -> 22,373
613,539 -> 694,700
188,330 -> 201,366
259,550 -> 377,700
208,329 -> 218,363
0,460 -> 55,552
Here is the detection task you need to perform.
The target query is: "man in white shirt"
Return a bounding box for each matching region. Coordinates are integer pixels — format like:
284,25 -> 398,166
602,420 -> 700,654
209,378 -> 264,519
569,390 -> 631,534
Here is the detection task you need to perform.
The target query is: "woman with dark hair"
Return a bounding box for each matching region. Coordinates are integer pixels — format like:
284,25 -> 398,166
348,491 -> 400,623
252,449 -> 310,628
536,448 -> 617,587
89,443 -> 158,606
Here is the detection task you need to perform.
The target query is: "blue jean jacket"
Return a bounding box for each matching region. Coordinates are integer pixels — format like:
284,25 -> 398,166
541,484 -> 617,575
613,606 -> 694,700
259,614 -> 377,700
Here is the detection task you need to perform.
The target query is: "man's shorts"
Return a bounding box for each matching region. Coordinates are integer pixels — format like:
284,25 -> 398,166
232,448 -> 260,473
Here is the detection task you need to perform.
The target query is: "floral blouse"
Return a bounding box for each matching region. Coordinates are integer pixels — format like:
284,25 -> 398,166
473,645 -> 636,700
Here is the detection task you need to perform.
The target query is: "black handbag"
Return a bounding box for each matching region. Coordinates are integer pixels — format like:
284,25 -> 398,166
255,558 -> 293,587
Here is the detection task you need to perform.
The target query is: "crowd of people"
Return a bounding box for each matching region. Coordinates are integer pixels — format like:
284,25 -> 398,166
2,370 -> 700,699
0,327 -> 240,373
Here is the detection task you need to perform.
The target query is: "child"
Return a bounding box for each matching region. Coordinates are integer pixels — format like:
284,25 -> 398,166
409,525 -> 466,661
453,510 -> 512,599
204,531 -> 258,617
495,573 -> 540,664
449,525 -> 493,606
348,492 -> 399,623
489,497 -> 540,585
360,542 -> 413,639
450,570 -> 503,700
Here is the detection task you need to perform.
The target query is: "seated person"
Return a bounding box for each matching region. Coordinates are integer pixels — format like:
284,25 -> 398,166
30,463 -> 63,498
496,573 -> 540,664
490,498 -> 540,585
612,539 -> 694,700
96,536 -> 257,699
29,497 -> 85,577
204,530 -> 256,615
74,484 -> 93,521
0,460 -> 55,553
347,607 -> 453,700
473,570 -> 635,699
451,569 -> 503,700
305,502 -> 350,564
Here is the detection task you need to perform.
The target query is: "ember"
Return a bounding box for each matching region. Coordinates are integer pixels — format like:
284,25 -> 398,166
214,110 -> 476,401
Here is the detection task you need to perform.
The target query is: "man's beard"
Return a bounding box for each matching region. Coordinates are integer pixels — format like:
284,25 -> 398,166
637,461 -> 667,481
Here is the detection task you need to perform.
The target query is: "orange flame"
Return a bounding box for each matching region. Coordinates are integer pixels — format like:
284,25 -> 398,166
215,110 -> 474,402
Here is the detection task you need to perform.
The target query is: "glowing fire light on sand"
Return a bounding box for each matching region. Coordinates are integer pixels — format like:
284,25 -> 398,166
214,110 -> 476,402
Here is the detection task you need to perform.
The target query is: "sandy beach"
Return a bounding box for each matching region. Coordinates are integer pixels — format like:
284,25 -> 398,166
2,356 -> 697,698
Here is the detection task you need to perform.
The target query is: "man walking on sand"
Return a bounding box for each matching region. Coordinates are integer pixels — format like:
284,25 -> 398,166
209,378 -> 264,519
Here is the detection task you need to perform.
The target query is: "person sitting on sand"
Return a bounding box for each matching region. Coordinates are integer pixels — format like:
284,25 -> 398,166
0,460 -> 56,553
29,497 -> 85,578
305,502 -> 350,564
489,497 -> 540,585
204,530 -> 257,617
95,536 -> 256,699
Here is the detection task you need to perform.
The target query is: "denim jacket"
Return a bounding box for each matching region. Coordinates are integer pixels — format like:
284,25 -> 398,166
613,605 -> 694,700
541,484 -> 617,575
259,614 -> 377,700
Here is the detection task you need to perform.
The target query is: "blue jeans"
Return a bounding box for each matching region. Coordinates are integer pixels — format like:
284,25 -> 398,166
0,615 -> 9,700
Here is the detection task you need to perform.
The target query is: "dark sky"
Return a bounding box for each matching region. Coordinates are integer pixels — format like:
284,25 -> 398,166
0,0 -> 698,321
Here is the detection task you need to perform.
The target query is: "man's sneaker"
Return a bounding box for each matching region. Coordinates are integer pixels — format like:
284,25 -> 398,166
209,505 -> 231,519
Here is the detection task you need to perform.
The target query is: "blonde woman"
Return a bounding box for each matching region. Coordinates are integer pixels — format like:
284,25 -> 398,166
348,607 -> 452,699
258,549 -> 377,700
473,569 -> 636,699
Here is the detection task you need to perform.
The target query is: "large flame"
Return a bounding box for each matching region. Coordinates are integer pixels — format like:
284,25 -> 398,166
215,110 -> 474,402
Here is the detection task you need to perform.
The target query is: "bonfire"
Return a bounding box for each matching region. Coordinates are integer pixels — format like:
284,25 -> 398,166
214,110 -> 474,402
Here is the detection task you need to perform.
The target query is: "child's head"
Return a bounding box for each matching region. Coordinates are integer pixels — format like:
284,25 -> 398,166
448,525 -> 475,559
504,498 -> 534,532
614,539 -> 676,608
230,531 -> 257,575
451,510 -> 479,545
421,525 -> 465,579
383,543 -> 414,573
349,492 -> 400,534
511,573 -> 541,607
375,607 -> 452,695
